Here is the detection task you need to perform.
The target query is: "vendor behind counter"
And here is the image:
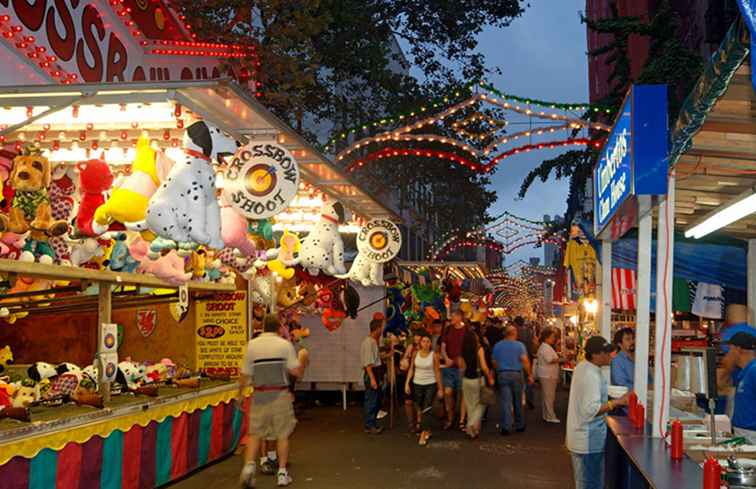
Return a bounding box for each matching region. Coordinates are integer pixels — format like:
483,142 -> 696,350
726,332 -> 756,442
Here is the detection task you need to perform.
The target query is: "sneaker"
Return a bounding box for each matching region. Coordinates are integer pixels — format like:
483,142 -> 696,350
364,426 -> 384,435
545,418 -> 561,424
260,457 -> 277,475
240,464 -> 256,489
377,410 -> 388,420
277,470 -> 293,487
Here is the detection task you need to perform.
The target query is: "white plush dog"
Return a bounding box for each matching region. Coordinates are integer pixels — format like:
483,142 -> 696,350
340,253 -> 383,287
299,201 -> 346,276
144,121 -> 238,249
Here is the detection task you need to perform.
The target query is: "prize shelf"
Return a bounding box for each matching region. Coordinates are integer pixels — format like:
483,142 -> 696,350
0,259 -> 236,292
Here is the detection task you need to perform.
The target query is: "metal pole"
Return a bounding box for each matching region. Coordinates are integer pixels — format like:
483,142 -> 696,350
600,239 -> 612,341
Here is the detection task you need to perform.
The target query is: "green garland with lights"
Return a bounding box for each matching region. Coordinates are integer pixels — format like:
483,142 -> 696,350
325,82 -> 614,151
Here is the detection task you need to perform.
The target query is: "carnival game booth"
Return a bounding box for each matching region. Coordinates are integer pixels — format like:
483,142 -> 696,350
0,78 -> 397,488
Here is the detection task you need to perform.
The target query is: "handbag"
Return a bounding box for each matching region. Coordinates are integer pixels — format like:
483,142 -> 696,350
480,378 -> 497,406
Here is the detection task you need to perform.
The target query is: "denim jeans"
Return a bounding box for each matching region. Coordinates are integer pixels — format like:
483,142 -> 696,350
363,373 -> 382,429
498,371 -> 524,432
571,452 -> 604,489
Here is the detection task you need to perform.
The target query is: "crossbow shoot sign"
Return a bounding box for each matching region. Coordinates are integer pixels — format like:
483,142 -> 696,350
340,219 -> 402,286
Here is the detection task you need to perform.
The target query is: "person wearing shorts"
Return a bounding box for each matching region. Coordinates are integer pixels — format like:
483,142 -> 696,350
440,310 -> 467,430
239,314 -> 302,488
405,332 -> 443,445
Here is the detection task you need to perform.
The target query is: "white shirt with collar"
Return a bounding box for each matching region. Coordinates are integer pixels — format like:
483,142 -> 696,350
566,360 -> 609,454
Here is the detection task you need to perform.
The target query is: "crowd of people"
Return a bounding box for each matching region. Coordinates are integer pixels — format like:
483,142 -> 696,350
360,310 -> 569,445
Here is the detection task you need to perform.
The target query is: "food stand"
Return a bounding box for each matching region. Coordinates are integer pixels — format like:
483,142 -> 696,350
601,10 -> 756,488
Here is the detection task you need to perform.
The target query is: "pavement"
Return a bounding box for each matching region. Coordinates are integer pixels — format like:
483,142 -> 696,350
168,387 -> 575,489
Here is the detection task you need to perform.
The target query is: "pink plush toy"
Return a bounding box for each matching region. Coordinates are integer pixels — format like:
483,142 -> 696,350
219,191 -> 257,257
0,232 -> 24,260
129,236 -> 192,285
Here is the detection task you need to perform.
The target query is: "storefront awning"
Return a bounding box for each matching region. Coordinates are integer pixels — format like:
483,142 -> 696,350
0,79 -> 398,222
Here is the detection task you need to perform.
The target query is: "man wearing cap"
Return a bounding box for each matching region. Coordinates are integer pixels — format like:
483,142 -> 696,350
566,336 -> 629,489
728,332 -> 756,442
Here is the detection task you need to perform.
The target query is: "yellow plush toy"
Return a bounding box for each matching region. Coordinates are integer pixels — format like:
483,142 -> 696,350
93,136 -> 173,237
267,229 -> 300,280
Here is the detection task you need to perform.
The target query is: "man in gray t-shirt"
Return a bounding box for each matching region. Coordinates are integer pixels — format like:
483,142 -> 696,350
362,318 -> 384,434
239,315 -> 302,488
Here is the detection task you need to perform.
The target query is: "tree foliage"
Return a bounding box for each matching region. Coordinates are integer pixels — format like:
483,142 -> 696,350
175,0 -> 525,233
517,0 -> 704,225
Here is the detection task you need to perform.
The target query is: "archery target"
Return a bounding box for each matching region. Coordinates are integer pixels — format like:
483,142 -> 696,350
224,142 -> 300,219
357,219 -> 402,263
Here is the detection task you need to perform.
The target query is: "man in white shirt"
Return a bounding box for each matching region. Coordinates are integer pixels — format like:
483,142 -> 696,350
239,314 -> 303,488
566,336 -> 628,489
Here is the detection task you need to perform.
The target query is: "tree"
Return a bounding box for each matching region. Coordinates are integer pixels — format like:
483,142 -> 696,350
175,0 -> 526,142
517,0 -> 703,225
175,0 -> 526,232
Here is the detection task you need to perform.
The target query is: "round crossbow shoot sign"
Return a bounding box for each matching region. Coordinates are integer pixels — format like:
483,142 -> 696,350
357,219 -> 402,263
224,142 -> 300,219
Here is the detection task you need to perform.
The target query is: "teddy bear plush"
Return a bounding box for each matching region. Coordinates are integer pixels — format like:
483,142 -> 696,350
11,382 -> 39,408
299,201 -> 346,276
0,149 -> 69,262
75,157 -> 114,237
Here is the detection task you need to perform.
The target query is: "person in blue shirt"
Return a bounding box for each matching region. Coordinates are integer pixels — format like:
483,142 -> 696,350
492,326 -> 533,435
719,321 -> 756,388
610,328 -> 635,389
728,332 -> 756,442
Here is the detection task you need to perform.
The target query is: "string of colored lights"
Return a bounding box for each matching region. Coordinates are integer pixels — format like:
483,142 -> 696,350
336,93 -> 610,162
345,138 -> 596,174
325,83 -> 613,150
477,82 -> 613,113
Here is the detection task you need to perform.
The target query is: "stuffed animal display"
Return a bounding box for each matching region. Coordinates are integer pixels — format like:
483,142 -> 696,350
265,229 -> 300,280
93,136 -> 174,235
144,121 -> 237,249
75,157 -> 114,237
0,149 -> 69,263
299,201 -> 346,276
0,345 -> 12,373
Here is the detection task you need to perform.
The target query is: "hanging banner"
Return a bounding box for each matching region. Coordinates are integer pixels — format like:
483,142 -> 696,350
195,291 -> 248,377
224,142 -> 300,219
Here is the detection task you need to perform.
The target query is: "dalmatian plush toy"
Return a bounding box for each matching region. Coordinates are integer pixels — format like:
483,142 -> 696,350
339,252 -> 384,287
27,362 -> 57,382
116,361 -> 146,390
144,121 -> 239,249
299,201 -> 346,276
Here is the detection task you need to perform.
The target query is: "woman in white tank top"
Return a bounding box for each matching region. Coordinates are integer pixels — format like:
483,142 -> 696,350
405,332 -> 442,445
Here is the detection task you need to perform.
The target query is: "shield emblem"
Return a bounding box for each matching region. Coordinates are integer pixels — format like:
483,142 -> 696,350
136,309 -> 157,338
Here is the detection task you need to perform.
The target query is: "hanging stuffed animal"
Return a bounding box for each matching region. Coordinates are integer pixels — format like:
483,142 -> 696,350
0,148 -> 69,263
299,200 -> 346,276
129,236 -> 192,285
109,233 -> 139,273
339,218 -> 401,286
48,164 -> 76,264
277,278 -> 301,308
93,137 -> 174,236
0,345 -> 13,374
143,121 -> 238,249
385,285 -> 407,334
265,229 -> 300,280
75,157 -> 114,237
342,283 -> 360,319
219,190 -> 258,257
0,232 -> 25,260
189,248 -> 207,280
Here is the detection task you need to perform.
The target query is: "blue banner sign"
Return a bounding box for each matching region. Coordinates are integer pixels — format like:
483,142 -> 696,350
593,85 -> 668,237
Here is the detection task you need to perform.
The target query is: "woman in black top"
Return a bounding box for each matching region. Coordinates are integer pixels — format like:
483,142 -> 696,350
460,324 -> 494,438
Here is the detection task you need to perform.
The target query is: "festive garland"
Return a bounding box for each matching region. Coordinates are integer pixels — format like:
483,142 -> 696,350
345,138 -> 597,174
336,93 -> 609,162
325,82 -> 612,151
477,82 -> 613,113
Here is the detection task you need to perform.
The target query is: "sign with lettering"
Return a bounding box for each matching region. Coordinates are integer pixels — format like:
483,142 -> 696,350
357,219 -> 402,263
0,1 -> 230,86
593,85 -> 668,238
224,142 -> 300,219
195,291 -> 247,377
